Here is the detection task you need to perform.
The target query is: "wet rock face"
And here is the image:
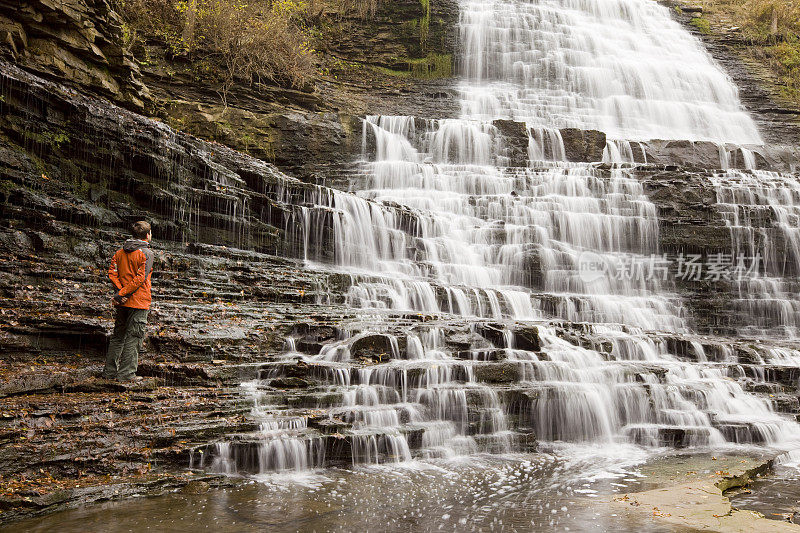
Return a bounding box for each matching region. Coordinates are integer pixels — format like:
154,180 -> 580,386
639,168 -> 730,256
490,123 -> 608,165
492,119 -> 530,166
473,362 -> 521,383
162,101 -> 366,182
641,140 -> 799,172
639,166 -> 799,336
513,327 -> 540,352
643,172 -> 731,261
269,376 -> 310,388
0,59 -> 326,255
474,323 -> 541,352
291,324 -> 338,353
0,0 -> 150,111
560,128 -> 607,163
489,119 -> 799,170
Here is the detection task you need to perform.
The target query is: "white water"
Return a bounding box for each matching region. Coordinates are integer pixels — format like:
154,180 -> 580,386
345,115 -> 689,331
200,0 -> 800,475
710,169 -> 800,338
458,0 -> 762,143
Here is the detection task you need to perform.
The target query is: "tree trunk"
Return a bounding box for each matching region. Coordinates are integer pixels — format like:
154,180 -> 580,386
771,5 -> 778,36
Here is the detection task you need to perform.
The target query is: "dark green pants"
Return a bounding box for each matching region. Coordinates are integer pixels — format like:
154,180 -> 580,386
103,307 -> 148,380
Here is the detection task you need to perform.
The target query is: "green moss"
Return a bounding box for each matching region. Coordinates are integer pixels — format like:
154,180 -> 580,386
770,38 -> 800,102
322,56 -> 364,79
407,53 -> 452,79
690,17 -> 711,34
23,129 -> 70,149
419,0 -> 430,45
374,53 -> 452,79
0,179 -> 16,197
774,40 -> 800,71
52,133 -> 70,147
340,115 -> 355,138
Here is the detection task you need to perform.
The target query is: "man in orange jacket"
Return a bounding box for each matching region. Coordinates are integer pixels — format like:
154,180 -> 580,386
102,221 -> 154,381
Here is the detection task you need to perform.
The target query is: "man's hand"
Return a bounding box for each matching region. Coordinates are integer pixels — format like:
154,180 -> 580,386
112,295 -> 128,306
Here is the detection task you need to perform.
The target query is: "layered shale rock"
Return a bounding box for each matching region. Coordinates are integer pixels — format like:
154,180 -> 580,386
0,0 -> 150,110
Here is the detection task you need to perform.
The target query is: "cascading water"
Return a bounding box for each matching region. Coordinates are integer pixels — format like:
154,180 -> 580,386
710,169 -> 800,338
458,0 -> 763,144
199,0 -> 800,475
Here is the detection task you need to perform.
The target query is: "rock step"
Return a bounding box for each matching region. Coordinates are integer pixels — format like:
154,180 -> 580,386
765,394 -> 800,414
624,425 -> 720,447
257,359 -> 798,391
715,423 -> 770,445
192,424 -> 540,474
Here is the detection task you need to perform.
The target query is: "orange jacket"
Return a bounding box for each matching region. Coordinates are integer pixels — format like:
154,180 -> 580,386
108,239 -> 154,309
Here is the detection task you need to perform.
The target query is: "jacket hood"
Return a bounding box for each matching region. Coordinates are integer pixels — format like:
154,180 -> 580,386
122,239 -> 150,253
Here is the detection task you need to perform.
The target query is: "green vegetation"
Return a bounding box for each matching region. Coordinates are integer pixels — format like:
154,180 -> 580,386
114,0 -> 317,101
23,129 -> 70,149
690,17 -> 711,34
113,0 -> 450,104
373,54 -> 452,79
408,53 -> 452,79
698,0 -> 800,103
419,0 -> 431,45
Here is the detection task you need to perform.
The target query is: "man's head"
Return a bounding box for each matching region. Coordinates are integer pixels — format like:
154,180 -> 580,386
131,220 -> 152,242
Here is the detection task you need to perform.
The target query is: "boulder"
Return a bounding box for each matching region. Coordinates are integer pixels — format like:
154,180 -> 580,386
475,323 -> 509,347
493,119 -> 529,166
181,481 -> 210,494
454,349 -> 508,361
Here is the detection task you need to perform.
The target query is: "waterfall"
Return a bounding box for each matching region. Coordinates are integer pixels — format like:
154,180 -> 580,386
457,0 -> 762,143
200,0 -> 800,476
347,116 -> 688,330
710,169 -> 800,337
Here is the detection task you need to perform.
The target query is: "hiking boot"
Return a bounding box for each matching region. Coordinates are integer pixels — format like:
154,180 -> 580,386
119,375 -> 144,382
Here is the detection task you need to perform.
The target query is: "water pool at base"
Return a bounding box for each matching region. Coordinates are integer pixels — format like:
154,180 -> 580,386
8,447 -> 777,533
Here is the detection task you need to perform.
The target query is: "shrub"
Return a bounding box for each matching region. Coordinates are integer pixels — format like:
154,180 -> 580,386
192,0 -> 316,98
733,0 -> 800,42
690,17 -> 711,34
113,0 -> 317,99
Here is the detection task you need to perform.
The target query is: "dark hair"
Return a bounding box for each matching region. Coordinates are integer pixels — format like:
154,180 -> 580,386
132,220 -> 151,240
